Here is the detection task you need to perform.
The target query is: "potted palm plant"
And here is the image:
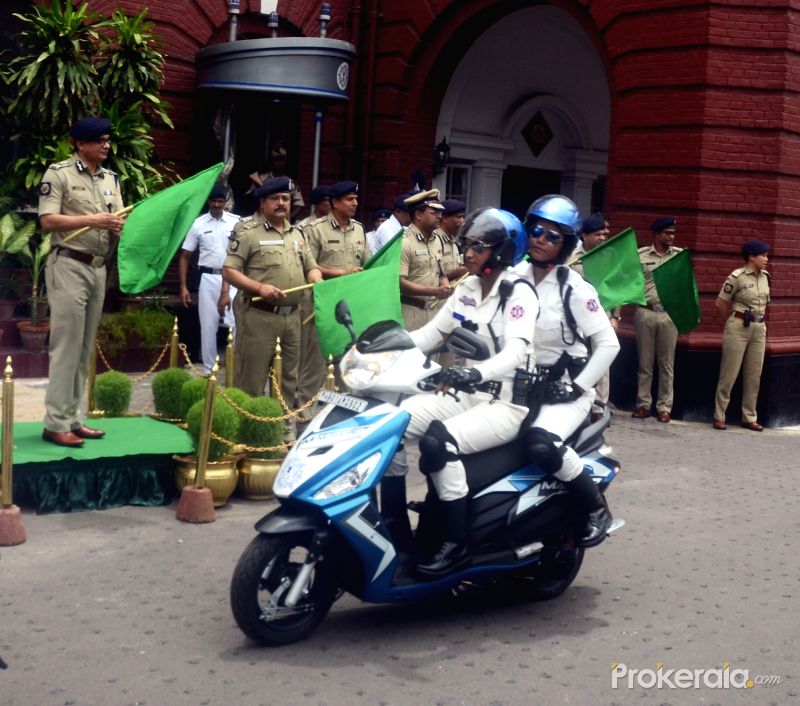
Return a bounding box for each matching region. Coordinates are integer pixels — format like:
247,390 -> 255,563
15,230 -> 51,352
0,210 -> 36,318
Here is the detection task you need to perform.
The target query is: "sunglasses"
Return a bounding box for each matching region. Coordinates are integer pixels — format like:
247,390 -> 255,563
464,239 -> 491,254
527,224 -> 563,243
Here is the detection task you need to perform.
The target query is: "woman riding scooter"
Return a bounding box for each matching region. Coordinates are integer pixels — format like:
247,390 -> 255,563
389,208 -> 538,578
515,194 -> 620,547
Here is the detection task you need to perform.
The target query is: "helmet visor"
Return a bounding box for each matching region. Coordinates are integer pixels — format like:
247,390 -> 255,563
526,223 -> 563,244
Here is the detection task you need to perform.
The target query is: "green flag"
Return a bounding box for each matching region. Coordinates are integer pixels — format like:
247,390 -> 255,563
314,233 -> 403,358
578,227 -> 646,310
117,163 -> 225,293
652,248 -> 701,334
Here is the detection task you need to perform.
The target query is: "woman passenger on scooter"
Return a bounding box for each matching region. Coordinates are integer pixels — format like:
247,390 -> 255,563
514,194 -> 620,547
396,208 -> 538,578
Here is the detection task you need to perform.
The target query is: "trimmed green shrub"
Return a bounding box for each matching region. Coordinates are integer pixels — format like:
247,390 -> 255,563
186,396 -> 238,462
179,377 -> 208,421
94,371 -> 132,417
238,396 -> 285,460
151,367 -> 191,419
222,387 -> 250,440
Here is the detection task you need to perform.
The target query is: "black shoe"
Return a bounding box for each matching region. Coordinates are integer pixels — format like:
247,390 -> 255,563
416,541 -> 470,577
579,500 -> 612,548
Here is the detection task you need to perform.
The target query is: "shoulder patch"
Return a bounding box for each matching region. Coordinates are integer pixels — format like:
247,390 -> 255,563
228,239 -> 239,252
38,181 -> 51,196
723,283 -> 733,294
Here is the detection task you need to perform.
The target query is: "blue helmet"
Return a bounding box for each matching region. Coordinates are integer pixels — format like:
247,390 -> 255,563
461,207 -> 526,272
524,194 -> 581,264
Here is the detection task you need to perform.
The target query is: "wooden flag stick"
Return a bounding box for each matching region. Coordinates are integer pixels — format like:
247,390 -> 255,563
252,281 -> 315,302
429,272 -> 470,310
62,205 -> 134,244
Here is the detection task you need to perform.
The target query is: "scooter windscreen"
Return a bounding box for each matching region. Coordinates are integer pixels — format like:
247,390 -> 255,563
356,320 -> 415,353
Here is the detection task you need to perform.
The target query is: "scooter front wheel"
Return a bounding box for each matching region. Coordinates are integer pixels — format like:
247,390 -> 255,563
230,533 -> 338,646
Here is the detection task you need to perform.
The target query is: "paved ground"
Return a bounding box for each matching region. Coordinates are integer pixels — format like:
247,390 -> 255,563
2,381 -> 799,705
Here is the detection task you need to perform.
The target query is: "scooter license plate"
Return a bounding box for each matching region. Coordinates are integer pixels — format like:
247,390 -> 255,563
319,389 -> 368,413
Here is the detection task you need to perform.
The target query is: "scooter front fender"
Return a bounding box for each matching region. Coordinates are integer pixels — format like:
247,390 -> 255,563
254,506 -> 327,535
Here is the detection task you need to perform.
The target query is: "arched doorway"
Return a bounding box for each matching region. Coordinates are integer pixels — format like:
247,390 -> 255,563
433,4 -> 610,219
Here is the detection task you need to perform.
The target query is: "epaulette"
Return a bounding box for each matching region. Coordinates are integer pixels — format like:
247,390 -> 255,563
237,215 -> 260,231
48,158 -> 74,171
308,215 -> 327,227
637,245 -> 650,253
351,218 -> 363,227
764,270 -> 771,280
731,267 -> 746,277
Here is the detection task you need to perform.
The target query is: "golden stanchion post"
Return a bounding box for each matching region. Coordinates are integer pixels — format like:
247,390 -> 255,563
325,354 -> 336,391
169,316 -> 179,368
0,356 -> 27,545
87,342 -> 97,414
225,328 -> 234,388
270,337 -> 282,402
175,357 -> 217,523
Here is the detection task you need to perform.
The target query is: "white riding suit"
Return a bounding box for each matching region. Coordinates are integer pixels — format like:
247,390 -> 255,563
393,268 -> 539,501
514,261 -> 620,481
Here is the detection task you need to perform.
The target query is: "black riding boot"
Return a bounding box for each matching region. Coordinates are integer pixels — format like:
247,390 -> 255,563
380,476 -> 414,553
417,497 -> 470,578
565,470 -> 612,547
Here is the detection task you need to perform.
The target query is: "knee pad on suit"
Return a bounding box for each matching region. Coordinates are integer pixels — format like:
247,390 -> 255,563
419,420 -> 459,475
524,426 -> 565,474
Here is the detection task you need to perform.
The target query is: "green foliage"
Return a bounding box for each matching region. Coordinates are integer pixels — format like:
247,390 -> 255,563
0,212 -> 37,266
15,231 -> 52,324
151,367 -> 191,419
186,396 -> 239,462
96,307 -> 173,357
94,370 -> 132,417
179,377 -> 209,421
221,387 -> 251,441
0,274 -> 23,301
238,396 -> 285,460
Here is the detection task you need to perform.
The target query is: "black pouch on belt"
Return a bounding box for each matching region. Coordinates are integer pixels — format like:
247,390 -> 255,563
743,309 -> 752,328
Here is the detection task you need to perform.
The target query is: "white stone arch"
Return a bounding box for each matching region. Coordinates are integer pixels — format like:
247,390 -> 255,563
433,3 -> 610,216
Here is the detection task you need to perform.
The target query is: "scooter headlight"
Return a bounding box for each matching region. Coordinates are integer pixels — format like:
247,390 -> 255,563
313,452 -> 382,500
340,348 -> 403,390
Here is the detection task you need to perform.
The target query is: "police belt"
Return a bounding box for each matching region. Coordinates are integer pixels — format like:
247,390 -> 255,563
734,311 -> 765,323
640,302 -> 665,313
248,298 -> 298,316
401,295 -> 436,310
198,266 -> 223,275
54,246 -> 104,268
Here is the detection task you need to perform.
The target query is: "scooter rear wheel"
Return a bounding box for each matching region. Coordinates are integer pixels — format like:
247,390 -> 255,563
230,533 -> 338,646
516,544 -> 585,602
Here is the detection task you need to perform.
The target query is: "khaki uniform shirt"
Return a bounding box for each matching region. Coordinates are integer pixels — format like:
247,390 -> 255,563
718,265 -> 770,316
303,216 -> 368,270
247,171 -> 304,212
401,225 -> 445,299
38,154 -> 124,257
223,212 -> 318,307
434,228 -> 462,275
638,244 -> 683,305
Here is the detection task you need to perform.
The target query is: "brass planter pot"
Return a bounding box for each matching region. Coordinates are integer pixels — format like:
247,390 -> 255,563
173,454 -> 240,507
237,456 -> 283,500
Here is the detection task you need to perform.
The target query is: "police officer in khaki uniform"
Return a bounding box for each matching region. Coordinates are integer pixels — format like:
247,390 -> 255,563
223,177 -> 322,403
712,239 -> 771,431
434,199 -> 467,281
38,117 -> 125,447
247,147 -> 305,221
400,189 -> 451,331
632,216 -> 682,423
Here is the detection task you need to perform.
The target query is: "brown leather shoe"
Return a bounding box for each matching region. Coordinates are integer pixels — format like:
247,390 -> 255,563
42,429 -> 85,447
741,421 -> 764,432
656,411 -> 671,423
631,406 -> 649,419
72,424 -> 106,439
712,419 -> 727,430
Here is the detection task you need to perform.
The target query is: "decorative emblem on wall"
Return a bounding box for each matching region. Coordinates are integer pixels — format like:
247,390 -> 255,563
336,62 -> 349,91
522,111 -> 554,157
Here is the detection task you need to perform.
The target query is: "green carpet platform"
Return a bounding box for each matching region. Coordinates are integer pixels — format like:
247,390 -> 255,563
6,417 -> 193,514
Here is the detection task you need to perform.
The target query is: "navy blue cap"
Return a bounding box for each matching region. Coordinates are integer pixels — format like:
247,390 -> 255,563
742,239 -> 770,257
650,216 -> 677,232
371,207 -> 392,221
309,186 -> 331,205
581,214 -> 606,234
329,181 -> 358,199
442,199 -> 466,216
255,176 -> 293,199
70,117 -> 112,141
209,184 -> 227,200
394,191 -> 418,211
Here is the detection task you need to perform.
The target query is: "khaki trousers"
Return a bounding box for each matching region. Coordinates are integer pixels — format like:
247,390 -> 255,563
295,291 -> 326,413
402,302 -> 453,367
714,317 -> 766,423
634,307 -> 678,413
44,255 -> 106,432
233,298 -> 300,403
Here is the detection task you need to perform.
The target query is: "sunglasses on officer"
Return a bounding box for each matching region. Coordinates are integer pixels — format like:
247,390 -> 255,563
526,224 -> 563,243
463,239 -> 492,254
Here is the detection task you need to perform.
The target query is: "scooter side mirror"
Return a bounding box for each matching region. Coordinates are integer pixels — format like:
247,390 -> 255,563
335,300 -> 357,347
446,328 -> 492,361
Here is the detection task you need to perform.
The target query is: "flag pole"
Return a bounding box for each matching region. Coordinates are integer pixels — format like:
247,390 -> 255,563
62,205 -> 134,244
252,281 -> 315,302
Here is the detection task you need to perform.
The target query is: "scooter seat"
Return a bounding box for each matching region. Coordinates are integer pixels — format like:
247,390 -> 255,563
463,437 -> 532,495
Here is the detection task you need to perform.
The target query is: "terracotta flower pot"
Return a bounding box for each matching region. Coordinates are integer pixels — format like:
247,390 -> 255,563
0,299 -> 18,319
17,320 -> 49,352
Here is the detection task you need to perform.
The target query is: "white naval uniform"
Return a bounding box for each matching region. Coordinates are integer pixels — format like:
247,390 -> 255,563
400,269 -> 539,501
181,210 -> 240,373
514,261 -> 619,481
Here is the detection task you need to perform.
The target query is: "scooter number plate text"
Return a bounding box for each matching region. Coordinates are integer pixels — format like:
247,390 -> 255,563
319,389 -> 369,413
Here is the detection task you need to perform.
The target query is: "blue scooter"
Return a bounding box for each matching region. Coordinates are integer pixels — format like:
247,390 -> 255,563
230,303 -> 624,646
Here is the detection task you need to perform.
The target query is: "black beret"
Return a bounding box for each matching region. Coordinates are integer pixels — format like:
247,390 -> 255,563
70,117 -> 112,141
394,191 -> 417,211
650,216 -> 677,232
329,181 -> 359,199
581,214 -> 605,234
741,239 -> 770,257
309,186 -> 331,204
209,184 -> 227,200
255,176 -> 293,199
442,199 -> 466,216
